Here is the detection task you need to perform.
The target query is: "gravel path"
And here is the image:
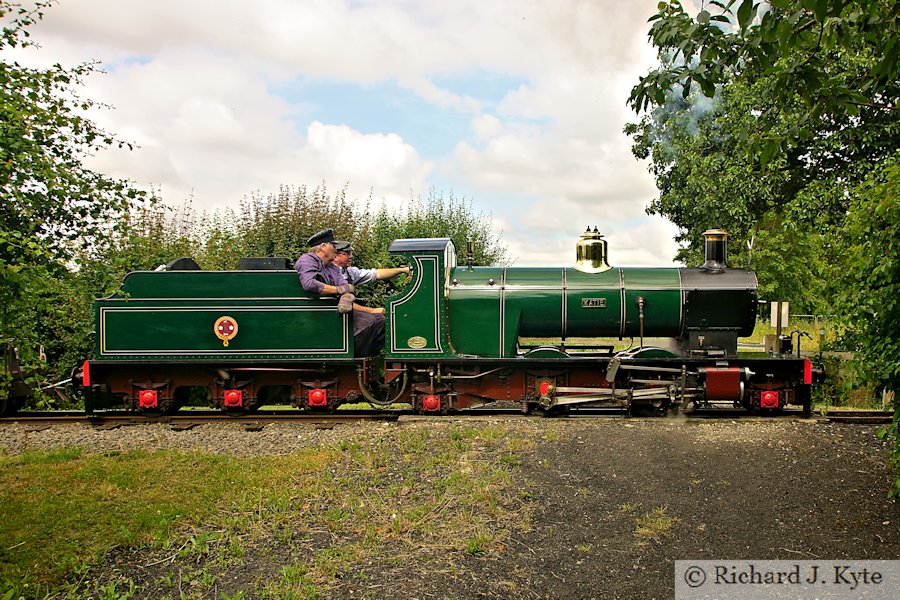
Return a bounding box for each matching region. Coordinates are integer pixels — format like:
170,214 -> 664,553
2,415 -> 898,599
0,420 -> 395,456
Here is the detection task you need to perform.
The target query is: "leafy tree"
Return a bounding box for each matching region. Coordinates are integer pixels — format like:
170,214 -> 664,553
627,1 -> 898,242
626,78 -> 830,311
354,188 -> 510,306
628,0 -> 900,495
1,1 -> 142,403
230,184 -> 360,268
77,184 -> 509,329
834,154 -> 900,496
627,1 -> 899,224
366,188 -> 509,266
630,0 -> 899,158
627,0 -> 898,312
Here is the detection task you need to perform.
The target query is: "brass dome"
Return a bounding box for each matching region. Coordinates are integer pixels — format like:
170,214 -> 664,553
574,227 -> 611,273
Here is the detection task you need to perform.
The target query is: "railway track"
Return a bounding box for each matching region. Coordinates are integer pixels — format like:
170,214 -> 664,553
0,410 -> 404,429
1,407 -> 890,427
824,409 -> 894,425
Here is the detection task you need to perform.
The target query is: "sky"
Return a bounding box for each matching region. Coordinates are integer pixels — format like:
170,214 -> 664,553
14,0 -> 682,266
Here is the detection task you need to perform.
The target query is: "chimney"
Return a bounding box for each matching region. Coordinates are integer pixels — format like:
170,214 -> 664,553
701,229 -> 728,272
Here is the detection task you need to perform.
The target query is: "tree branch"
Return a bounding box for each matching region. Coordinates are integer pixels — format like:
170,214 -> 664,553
849,101 -> 900,112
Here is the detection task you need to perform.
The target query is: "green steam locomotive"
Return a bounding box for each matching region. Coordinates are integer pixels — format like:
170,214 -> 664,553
73,229 -> 813,416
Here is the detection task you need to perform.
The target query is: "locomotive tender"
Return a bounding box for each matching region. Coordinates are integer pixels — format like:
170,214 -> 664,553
74,229 -> 813,416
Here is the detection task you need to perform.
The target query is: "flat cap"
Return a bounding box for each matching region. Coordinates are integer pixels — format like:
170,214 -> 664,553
333,240 -> 353,253
306,228 -> 335,247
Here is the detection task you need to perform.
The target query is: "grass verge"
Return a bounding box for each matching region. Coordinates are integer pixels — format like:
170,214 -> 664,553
0,422 -> 531,599
0,446 -> 337,596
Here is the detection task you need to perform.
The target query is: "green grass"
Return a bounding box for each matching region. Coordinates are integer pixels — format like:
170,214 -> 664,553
740,318 -> 840,353
0,423 -> 531,598
0,446 -> 338,595
634,506 -> 678,546
519,336 -> 632,352
464,531 -> 492,555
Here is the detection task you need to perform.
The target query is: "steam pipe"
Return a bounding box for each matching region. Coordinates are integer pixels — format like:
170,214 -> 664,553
637,296 -> 646,347
357,369 -> 408,407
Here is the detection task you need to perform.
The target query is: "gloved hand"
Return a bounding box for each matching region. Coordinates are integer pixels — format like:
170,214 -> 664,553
338,292 -> 355,314
336,283 -> 355,295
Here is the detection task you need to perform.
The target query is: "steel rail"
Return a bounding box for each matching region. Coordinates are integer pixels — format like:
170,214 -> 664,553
0,406 -> 876,426
824,409 -> 893,425
0,410 -> 404,428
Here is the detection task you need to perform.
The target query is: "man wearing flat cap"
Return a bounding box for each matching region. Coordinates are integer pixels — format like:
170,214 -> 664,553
295,229 -> 385,356
332,240 -> 412,287
305,228 -> 336,248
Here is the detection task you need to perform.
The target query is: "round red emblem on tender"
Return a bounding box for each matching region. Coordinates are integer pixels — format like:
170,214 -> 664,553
213,316 -> 239,347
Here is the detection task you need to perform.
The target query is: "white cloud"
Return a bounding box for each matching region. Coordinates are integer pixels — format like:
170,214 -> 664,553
299,122 -> 433,205
17,0 -> 675,264
33,1 -> 659,98
441,2 -> 667,265
454,132 -> 654,204
399,77 -> 482,113
471,114 -> 502,140
499,217 -> 681,268
605,219 -> 682,266
31,43 -> 431,212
